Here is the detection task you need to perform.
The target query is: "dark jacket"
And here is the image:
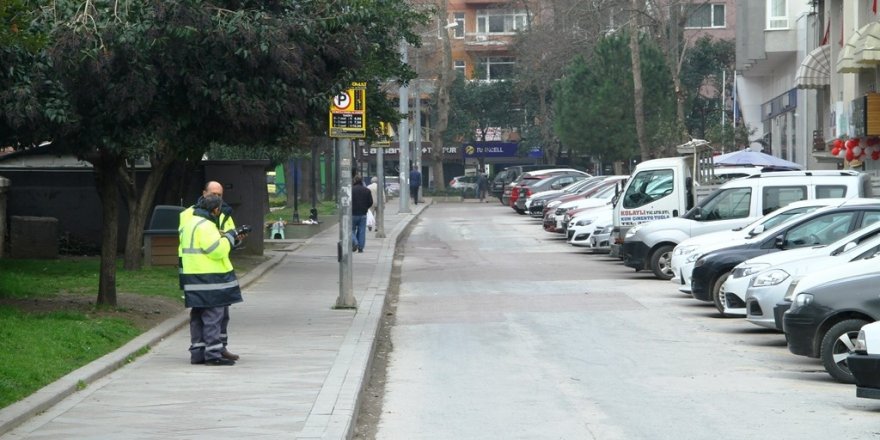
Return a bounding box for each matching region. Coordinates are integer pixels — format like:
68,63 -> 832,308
352,182 -> 373,216
409,169 -> 422,187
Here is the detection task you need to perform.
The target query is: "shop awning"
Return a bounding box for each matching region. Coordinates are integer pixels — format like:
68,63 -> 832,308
855,21 -> 880,64
837,25 -> 867,73
795,44 -> 831,89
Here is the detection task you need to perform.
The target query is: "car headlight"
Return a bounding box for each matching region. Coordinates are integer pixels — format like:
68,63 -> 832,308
783,278 -> 801,301
575,218 -> 593,226
547,200 -> 561,208
625,225 -> 642,239
686,253 -> 701,263
750,269 -> 790,287
732,263 -> 770,279
694,257 -> 705,268
855,329 -> 868,352
674,245 -> 696,256
793,293 -> 813,307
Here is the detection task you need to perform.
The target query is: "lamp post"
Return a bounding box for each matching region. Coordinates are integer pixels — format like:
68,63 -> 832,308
398,38 -> 411,214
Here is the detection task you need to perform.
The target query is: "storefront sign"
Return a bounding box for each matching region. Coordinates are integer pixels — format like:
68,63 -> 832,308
461,142 -> 518,158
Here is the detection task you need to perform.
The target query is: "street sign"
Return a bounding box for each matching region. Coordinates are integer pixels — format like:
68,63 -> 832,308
329,82 -> 367,138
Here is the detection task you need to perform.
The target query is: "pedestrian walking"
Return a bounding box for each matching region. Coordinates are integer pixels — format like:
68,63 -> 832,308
367,176 -> 383,231
409,165 -> 422,205
351,175 -> 373,253
477,172 -> 489,202
178,181 -> 243,362
179,195 -> 244,366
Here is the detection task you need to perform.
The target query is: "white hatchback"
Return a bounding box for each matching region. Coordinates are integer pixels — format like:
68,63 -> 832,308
669,199 -> 844,294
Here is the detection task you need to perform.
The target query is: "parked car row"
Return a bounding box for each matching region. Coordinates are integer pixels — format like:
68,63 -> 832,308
511,164 -> 880,399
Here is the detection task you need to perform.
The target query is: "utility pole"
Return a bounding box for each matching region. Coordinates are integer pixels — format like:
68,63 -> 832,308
376,144 -> 386,238
398,38 -> 411,214
336,138 -> 356,308
414,50 -> 423,183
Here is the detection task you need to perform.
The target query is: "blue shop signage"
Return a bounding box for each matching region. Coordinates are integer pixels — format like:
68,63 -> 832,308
461,142 -> 519,158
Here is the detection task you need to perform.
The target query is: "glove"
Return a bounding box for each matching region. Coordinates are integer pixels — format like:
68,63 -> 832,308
224,230 -> 239,247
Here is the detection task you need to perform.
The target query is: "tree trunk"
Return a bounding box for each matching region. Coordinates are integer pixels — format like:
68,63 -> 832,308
120,143 -> 176,270
538,84 -> 556,165
93,151 -> 121,307
430,0 -> 454,191
630,0 -> 649,161
668,4 -> 687,139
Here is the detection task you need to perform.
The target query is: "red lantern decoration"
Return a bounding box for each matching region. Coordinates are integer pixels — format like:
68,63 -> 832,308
873,151 -> 880,161
846,139 -> 859,149
834,139 -> 845,150
868,137 -> 880,147
832,147 -> 841,156
846,150 -> 855,161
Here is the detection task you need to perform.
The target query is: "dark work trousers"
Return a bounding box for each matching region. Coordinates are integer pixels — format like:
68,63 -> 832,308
189,306 -> 226,362
221,306 -> 230,347
410,185 -> 420,204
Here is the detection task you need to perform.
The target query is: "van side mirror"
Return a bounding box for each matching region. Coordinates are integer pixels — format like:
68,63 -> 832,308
843,241 -> 857,253
749,225 -> 765,236
692,207 -> 702,220
775,235 -> 785,249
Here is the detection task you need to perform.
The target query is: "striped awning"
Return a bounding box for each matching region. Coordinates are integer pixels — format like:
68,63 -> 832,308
855,22 -> 880,64
795,44 -> 831,89
838,25 -> 867,73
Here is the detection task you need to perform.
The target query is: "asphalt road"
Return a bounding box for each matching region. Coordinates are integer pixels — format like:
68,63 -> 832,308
371,202 -> 880,440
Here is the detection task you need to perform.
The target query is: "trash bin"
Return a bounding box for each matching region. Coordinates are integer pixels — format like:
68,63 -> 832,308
144,205 -> 185,267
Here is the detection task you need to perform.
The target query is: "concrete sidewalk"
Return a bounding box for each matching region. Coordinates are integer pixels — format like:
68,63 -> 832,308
0,200 -> 428,440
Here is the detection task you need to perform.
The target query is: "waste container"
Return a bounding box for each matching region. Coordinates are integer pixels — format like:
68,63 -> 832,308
144,205 -> 185,267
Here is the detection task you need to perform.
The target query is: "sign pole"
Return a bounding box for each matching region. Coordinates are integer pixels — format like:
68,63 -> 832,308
336,138 -> 355,308
329,82 -> 366,310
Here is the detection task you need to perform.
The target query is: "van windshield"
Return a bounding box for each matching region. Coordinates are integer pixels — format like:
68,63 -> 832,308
622,169 -> 674,209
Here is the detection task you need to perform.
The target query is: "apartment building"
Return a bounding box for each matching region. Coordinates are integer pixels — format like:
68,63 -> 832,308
736,0 -> 880,175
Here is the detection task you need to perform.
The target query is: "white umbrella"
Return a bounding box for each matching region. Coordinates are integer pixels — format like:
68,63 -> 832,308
713,150 -> 803,170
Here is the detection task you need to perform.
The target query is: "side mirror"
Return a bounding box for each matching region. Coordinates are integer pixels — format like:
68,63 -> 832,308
843,241 -> 858,253
749,225 -> 765,236
775,235 -> 785,249
692,207 -> 703,220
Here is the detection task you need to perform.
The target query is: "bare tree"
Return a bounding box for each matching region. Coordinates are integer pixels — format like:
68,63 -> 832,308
630,0 -> 650,160
427,0 -> 453,190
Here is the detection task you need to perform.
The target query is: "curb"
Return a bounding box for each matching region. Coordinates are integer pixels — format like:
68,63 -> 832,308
0,251 -> 287,437
296,202 -> 429,440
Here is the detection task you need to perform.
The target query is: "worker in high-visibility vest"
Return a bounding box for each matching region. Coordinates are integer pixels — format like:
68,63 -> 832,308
180,194 -> 243,366
178,181 -> 242,362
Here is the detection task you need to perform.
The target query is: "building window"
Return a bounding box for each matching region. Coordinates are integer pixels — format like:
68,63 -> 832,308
767,0 -> 788,30
476,9 -> 528,34
476,57 -> 515,80
453,12 -> 465,38
454,60 -> 466,76
683,3 -> 725,29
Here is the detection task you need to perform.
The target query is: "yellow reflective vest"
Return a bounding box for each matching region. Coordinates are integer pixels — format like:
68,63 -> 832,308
179,209 -> 242,308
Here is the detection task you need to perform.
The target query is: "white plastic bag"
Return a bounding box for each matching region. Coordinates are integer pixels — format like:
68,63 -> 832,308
367,209 -> 376,228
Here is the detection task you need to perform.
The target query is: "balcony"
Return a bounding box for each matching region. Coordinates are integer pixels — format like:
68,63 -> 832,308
461,33 -> 515,53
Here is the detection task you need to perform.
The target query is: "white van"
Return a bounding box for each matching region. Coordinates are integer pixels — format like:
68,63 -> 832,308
610,155 -> 760,256
619,169 -> 872,279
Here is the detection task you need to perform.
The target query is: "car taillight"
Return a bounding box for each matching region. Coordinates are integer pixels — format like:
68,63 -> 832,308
524,188 -> 532,197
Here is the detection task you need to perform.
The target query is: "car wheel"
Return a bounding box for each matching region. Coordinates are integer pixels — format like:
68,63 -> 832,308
650,245 -> 675,280
820,318 -> 869,384
712,271 -> 731,315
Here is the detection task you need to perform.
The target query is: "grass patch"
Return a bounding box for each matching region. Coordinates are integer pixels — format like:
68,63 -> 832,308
0,306 -> 141,408
0,259 -> 180,301
265,200 -> 337,223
